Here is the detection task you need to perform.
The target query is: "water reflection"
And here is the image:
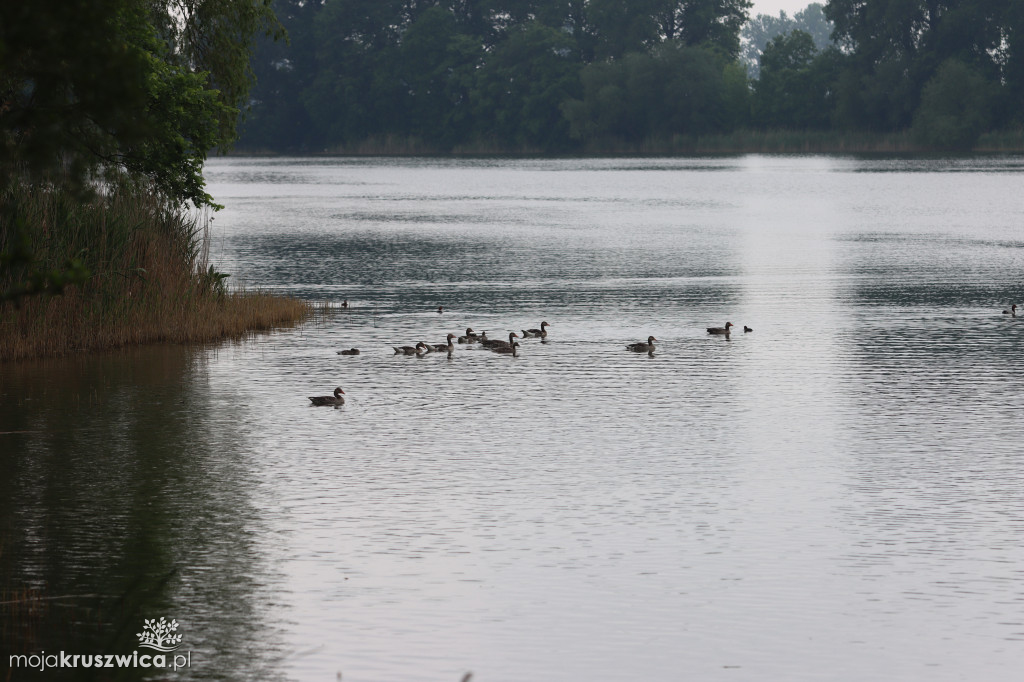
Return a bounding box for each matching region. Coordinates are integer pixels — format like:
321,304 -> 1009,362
1,346 -> 289,679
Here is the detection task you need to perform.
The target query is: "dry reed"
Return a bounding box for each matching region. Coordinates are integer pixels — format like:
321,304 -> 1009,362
1,181 -> 311,362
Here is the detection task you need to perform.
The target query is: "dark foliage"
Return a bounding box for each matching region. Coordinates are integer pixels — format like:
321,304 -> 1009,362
1,0 -> 280,304
239,0 -> 1024,153
239,0 -> 756,152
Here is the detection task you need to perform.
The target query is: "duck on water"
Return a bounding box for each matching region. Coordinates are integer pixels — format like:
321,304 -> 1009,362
492,341 -> 521,356
309,387 -> 345,406
426,333 -> 456,352
393,342 -> 428,355
522,321 -> 550,338
482,332 -> 520,349
626,336 -> 657,352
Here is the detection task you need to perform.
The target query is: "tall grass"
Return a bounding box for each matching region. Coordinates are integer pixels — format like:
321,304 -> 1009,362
0,182 -> 311,361
976,128 -> 1024,152
245,127 -> 1024,157
576,129 -> 925,155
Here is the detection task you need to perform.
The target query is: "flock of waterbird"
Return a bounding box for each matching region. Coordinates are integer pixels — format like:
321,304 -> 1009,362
311,301 -> 1021,405
308,304 -> 752,406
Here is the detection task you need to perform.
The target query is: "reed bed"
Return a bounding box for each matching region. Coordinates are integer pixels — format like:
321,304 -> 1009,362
1,182 -> 311,362
976,128 -> 1024,152
245,127 -> 1024,157
579,129 -> 924,155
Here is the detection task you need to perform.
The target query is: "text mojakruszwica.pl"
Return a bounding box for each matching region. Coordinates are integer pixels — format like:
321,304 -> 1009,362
10,650 -> 191,672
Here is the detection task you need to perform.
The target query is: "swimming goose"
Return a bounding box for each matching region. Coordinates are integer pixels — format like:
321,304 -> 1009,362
707,322 -> 734,335
427,334 -> 457,352
743,326 -> 753,333
458,328 -> 481,344
336,348 -> 360,355
626,336 -> 657,352
482,331 -> 519,349
393,342 -> 427,355
1003,304 -> 1017,316
492,342 -> 521,356
309,387 -> 345,406
522,321 -> 551,338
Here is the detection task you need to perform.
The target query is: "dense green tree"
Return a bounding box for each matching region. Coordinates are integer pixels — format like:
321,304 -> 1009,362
583,0 -> 754,60
831,56 -> 919,131
395,7 -> 484,143
1001,0 -> 1024,119
912,58 -> 994,149
754,30 -> 839,129
2,1 -> 147,196
234,0 -> 1024,152
587,0 -> 661,60
473,22 -> 581,149
1,0 -> 279,304
1,0 -> 279,206
826,0 -> 1011,131
741,3 -> 833,77
242,0 -> 321,150
152,0 -> 283,143
298,0 -> 405,146
652,0 -> 753,58
755,30 -> 816,127
536,0 -> 592,58
563,42 -> 748,143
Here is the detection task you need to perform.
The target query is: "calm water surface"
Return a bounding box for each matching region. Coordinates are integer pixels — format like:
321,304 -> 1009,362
2,156 -> 1024,681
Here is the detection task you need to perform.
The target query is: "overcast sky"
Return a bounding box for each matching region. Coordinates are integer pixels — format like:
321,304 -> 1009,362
751,0 -> 819,18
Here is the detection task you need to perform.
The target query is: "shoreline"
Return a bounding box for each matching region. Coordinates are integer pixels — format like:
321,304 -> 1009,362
1,183 -> 316,364
0,291 -> 314,363
228,128 -> 1024,157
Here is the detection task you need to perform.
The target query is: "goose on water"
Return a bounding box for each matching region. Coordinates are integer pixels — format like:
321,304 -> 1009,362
492,341 -> 521,356
458,328 -> 481,344
427,333 -> 457,352
393,342 -> 427,355
309,387 -> 345,406
337,348 -> 360,355
707,322 -> 734,335
482,331 -> 519,348
626,336 -> 657,352
522,321 -> 551,338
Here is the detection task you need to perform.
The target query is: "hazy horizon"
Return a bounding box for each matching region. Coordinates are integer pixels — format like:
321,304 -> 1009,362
752,0 -> 821,18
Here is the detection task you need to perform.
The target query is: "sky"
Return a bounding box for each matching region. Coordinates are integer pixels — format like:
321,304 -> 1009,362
751,0 -> 818,18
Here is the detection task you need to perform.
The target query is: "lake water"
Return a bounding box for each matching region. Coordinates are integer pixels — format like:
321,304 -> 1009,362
2,156 -> 1024,681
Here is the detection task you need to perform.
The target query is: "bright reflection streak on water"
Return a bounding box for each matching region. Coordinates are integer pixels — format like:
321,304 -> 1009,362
3,156 -> 1024,681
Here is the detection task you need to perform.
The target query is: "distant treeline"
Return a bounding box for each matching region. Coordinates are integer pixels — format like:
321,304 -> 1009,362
237,0 -> 1024,153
